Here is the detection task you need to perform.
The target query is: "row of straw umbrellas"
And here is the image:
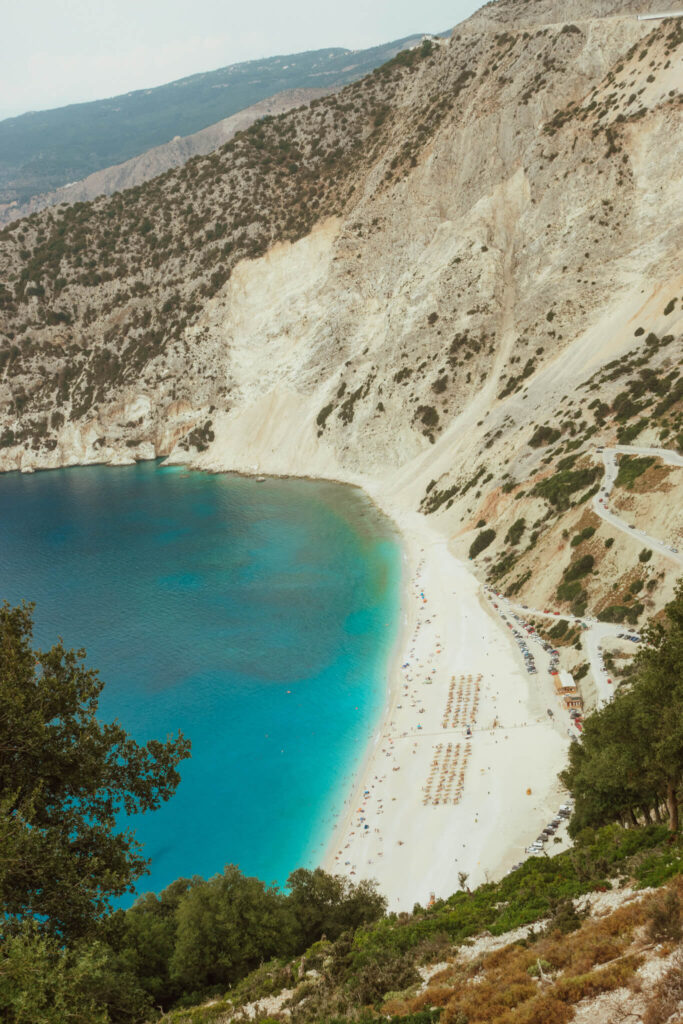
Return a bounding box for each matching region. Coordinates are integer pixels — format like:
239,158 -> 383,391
422,740 -> 470,806
441,672 -> 482,730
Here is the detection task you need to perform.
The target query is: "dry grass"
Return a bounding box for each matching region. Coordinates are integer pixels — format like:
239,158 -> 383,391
403,887 -> 678,1024
642,949 -> 683,1024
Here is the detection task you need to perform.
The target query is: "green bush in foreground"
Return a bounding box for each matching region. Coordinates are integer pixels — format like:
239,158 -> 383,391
0,601 -> 191,938
3,590 -> 683,1024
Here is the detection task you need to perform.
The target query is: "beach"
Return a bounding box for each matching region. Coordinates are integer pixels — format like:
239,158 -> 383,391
188,417 -> 574,909
321,505 -> 570,911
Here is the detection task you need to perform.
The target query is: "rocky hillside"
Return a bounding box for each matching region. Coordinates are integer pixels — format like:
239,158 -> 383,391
0,88 -> 334,226
0,32 -> 442,212
157,825 -> 683,1024
0,0 -> 681,649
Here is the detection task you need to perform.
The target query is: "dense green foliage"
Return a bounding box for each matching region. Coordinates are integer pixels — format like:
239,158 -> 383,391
570,525 -> 595,547
0,34 -> 444,205
0,601 -> 191,938
469,528 -> 496,559
504,518 -> 526,546
104,865 -> 387,1009
562,580 -> 683,833
2,589 -> 682,1022
0,864 -> 387,1022
532,465 -> 603,510
615,454 -> 655,489
162,825 -> 682,1024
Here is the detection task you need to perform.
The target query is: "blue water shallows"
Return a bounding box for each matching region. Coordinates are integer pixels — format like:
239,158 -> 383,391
0,462 -> 400,901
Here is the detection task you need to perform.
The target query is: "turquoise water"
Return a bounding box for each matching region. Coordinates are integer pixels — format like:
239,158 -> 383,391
0,461 -> 401,902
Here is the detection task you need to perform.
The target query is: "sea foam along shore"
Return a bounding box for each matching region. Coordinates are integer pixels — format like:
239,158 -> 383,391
319,499 -> 570,912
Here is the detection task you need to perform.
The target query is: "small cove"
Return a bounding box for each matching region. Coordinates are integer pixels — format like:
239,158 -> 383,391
0,461 -> 401,902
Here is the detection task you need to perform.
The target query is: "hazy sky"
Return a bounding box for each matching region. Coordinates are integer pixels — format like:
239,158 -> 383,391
3,0 -> 483,120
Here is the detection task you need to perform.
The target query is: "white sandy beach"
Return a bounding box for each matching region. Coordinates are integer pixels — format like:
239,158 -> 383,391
185,381 -> 575,911
320,503 -> 571,911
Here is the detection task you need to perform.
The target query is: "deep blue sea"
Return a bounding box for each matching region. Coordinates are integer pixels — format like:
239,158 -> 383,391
0,461 -> 400,902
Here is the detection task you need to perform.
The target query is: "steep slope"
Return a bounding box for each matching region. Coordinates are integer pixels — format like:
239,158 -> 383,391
0,32 -> 444,210
0,2 -> 680,652
0,88 -> 334,226
145,828 -> 683,1024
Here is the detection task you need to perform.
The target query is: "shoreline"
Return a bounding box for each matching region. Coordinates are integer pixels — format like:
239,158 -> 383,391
318,506 -> 416,878
2,451 -> 571,907
319,494 -> 571,911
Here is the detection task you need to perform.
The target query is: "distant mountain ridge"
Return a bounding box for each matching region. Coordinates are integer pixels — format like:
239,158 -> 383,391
0,32 -> 447,212
0,88 -> 334,227
0,0 -> 679,636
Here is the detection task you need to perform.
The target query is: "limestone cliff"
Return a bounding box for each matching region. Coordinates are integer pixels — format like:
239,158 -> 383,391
0,0 -> 680,628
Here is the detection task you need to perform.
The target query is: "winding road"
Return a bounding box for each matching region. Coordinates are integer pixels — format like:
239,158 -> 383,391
483,445 -> 680,716
592,445 -> 683,567
491,445 -> 682,709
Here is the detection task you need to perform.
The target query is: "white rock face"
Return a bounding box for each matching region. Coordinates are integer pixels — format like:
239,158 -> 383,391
0,3 -> 680,626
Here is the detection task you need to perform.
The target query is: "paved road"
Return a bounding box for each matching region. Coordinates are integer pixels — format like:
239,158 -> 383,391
592,446 -> 683,567
483,446 -> 680,716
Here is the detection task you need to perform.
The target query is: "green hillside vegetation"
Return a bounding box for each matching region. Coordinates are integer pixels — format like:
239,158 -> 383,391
1,586 -> 682,1022
0,33 -> 446,206
562,578 -> 683,833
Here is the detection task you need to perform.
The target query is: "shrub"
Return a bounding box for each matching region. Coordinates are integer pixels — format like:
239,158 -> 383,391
617,418 -> 648,444
543,899 -> 587,936
532,467 -> 603,510
557,581 -> 583,603
529,425 -> 561,448
417,405 -> 439,428
470,529 -> 496,559
563,555 -> 594,583
639,548 -> 652,562
570,527 -> 595,547
615,455 -> 654,489
505,519 -> 526,546
643,950 -> 683,1024
647,890 -> 682,942
316,404 -> 334,429
348,950 -> 420,1005
597,603 -> 643,625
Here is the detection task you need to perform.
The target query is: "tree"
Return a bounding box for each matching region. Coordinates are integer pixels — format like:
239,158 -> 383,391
286,867 -> 386,947
0,920 -> 152,1024
561,693 -> 652,834
562,580 -> 683,832
109,879 -> 192,1008
169,865 -> 295,991
0,601 -> 191,938
630,579 -> 683,829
